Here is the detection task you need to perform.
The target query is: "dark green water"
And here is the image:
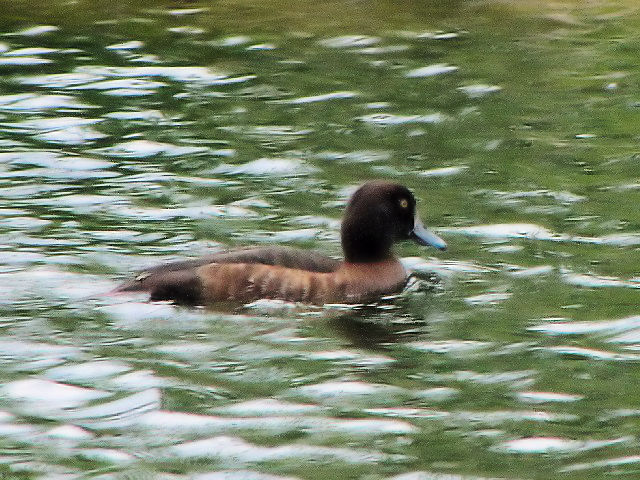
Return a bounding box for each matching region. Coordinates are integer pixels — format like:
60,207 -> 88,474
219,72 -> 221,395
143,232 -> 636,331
1,1 -> 640,478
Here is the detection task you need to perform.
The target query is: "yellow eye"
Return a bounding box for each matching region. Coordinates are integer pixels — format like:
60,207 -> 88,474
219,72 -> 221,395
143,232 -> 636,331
399,198 -> 409,209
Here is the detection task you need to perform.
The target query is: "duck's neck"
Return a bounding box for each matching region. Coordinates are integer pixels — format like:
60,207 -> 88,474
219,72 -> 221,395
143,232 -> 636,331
341,220 -> 394,264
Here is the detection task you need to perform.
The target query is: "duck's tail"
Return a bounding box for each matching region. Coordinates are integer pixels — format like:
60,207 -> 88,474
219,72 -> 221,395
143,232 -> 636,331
111,270 -> 203,305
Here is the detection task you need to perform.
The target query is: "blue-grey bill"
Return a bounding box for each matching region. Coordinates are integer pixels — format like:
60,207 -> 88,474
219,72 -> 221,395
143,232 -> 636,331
411,216 -> 447,250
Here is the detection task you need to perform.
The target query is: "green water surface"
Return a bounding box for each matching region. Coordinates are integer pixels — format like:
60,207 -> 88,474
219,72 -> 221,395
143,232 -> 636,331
1,1 -> 640,478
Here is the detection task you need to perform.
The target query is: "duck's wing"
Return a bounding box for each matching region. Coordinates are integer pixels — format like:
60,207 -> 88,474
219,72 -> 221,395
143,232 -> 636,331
118,262 -> 336,306
202,246 -> 340,272
113,246 -> 341,302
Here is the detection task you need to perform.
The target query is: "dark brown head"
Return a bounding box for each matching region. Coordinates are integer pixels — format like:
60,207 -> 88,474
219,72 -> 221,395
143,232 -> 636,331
340,181 -> 446,263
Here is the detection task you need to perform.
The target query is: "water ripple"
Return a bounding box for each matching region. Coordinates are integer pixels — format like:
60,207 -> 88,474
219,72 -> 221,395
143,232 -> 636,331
137,410 -> 417,436
319,36 -> 380,48
16,72 -> 106,88
0,56 -> 52,65
560,269 -> 640,289
359,113 -> 446,126
293,380 -> 407,405
94,139 -> 209,158
2,116 -> 102,132
43,360 -> 131,383
402,257 -> 496,277
542,345 -> 640,361
213,158 -> 319,177
1,378 -> 111,411
106,40 -> 144,50
70,78 -> 167,91
0,94 -> 92,111
561,455 -> 640,473
514,391 -> 583,404
193,472 -> 300,480
34,126 -> 107,145
405,64 -> 458,78
443,223 -> 640,247
464,292 -> 511,306
496,436 -> 631,454
457,84 -> 502,98
213,399 -> 323,416
64,389 -> 161,430
10,25 -> 59,36
0,9 -> 636,479
284,91 -> 358,104
419,166 -> 469,177
75,65 -> 249,85
529,314 -> 640,336
0,151 -> 114,170
422,370 -> 536,388
389,473 -> 507,480
408,340 -> 493,354
164,435 -> 400,464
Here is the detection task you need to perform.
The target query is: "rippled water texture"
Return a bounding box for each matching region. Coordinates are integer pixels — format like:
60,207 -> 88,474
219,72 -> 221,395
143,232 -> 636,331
1,0 -> 640,478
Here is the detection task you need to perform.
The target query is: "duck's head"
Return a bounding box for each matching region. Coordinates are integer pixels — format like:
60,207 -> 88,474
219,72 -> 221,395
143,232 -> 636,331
340,181 -> 447,263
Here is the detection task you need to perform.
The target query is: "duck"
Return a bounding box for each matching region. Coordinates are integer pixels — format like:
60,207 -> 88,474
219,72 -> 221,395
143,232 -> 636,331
114,181 -> 447,306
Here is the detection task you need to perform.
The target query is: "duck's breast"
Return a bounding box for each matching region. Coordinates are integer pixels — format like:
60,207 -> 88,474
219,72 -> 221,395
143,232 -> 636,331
338,260 -> 408,303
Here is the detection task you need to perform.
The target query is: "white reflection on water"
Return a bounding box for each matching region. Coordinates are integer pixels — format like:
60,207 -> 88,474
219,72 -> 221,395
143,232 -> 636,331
293,380 -> 407,405
444,223 -> 640,248
464,292 -> 511,306
137,410 -> 417,436
10,25 -> 59,36
389,472 -> 506,480
0,56 -> 51,65
284,91 -> 358,104
94,139 -> 209,158
541,345 -> 640,361
407,340 -> 493,354
496,436 -> 631,454
457,84 -> 502,98
561,455 -> 640,473
419,165 -> 469,177
106,40 -> 144,50
359,112 -> 447,126
34,126 -> 107,145
75,65 -> 253,85
514,391 -> 583,404
405,63 -> 458,78
164,435 -> 402,464
2,378 -> 110,411
213,398 -> 323,416
44,360 -> 131,382
2,116 -> 101,132
193,472 -> 300,480
529,314 -> 640,336
214,157 -> 319,177
319,35 -> 380,48
0,93 -> 91,110
70,77 -> 167,91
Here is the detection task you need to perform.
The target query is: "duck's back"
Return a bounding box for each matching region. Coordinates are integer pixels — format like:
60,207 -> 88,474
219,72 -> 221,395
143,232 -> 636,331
130,246 -> 340,276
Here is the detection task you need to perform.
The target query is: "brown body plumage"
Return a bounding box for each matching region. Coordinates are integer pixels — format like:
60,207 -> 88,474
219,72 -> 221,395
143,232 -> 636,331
114,181 -> 447,306
198,259 -> 403,304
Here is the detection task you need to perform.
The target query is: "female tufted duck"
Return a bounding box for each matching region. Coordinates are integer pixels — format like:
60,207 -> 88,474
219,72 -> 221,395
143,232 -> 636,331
114,181 -> 447,305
